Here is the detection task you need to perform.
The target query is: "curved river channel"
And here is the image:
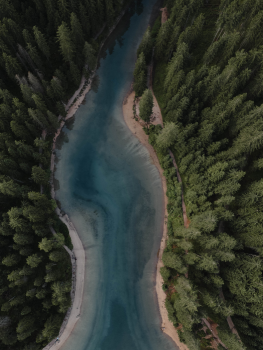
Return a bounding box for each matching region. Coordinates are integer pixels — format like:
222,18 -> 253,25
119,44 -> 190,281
55,1 -> 177,349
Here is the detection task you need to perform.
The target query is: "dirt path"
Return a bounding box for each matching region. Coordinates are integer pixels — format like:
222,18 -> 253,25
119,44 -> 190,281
202,318 -> 227,349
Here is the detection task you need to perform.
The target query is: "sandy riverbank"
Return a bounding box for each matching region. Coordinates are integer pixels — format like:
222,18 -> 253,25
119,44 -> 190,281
123,90 -> 189,350
44,5 -> 132,349
43,76 -> 93,350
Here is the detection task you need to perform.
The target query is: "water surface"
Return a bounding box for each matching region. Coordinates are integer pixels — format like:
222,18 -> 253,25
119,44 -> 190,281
55,1 -> 177,349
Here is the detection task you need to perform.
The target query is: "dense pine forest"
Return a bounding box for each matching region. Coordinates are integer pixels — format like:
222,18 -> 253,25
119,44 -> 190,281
0,0 -> 132,349
134,0 -> 263,349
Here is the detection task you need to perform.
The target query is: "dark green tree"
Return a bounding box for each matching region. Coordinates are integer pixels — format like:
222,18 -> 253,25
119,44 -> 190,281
57,22 -> 75,62
139,89 -> 153,124
137,26 -> 153,64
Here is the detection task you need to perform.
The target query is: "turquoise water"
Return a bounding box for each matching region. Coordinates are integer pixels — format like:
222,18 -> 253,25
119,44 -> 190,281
55,1 -> 177,349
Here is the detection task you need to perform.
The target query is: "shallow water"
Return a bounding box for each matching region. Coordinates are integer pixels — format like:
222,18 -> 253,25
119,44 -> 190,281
55,1 -> 177,349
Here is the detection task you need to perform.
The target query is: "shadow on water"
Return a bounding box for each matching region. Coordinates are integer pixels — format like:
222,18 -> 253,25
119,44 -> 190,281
66,117 -> 76,130
91,75 -> 100,93
55,130 -> 69,151
99,0 -> 144,61
135,0 -> 144,16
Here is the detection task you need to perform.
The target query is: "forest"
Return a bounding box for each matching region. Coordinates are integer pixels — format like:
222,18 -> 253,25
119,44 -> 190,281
134,0 -> 263,349
0,0 -> 132,349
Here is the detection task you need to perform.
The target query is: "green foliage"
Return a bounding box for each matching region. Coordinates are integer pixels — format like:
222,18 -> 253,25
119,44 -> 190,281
139,89 -> 153,123
83,42 -> 97,72
53,218 -> 73,250
2,254 -> 20,266
33,26 -> 50,59
156,122 -> 177,150
49,250 -> 65,262
155,19 -> 173,60
31,166 -> 49,186
40,315 -> 63,342
160,266 -> 170,282
0,1 -> 122,349
151,16 -> 161,39
137,26 -> 154,64
26,254 -> 42,268
57,22 -> 75,62
217,328 -> 246,350
147,1 -> 263,349
133,52 -> 147,97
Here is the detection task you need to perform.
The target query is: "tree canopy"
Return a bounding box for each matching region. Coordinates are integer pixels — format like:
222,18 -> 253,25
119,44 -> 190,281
139,89 -> 153,123
138,0 -> 263,349
0,0 -> 129,349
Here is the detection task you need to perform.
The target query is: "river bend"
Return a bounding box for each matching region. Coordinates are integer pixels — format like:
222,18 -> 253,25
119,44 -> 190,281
55,1 -> 176,349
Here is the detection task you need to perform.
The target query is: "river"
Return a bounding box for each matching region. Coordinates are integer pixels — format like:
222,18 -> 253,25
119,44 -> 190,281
54,1 -> 176,349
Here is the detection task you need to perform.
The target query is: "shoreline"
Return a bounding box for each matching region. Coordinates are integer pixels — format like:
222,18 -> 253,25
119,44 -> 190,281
122,90 -> 188,350
45,6 -> 131,350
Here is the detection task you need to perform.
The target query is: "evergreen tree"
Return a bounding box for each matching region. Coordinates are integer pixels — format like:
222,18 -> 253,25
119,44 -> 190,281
31,166 -> 49,186
155,19 -> 173,60
137,26 -> 153,64
83,42 -> 97,71
70,61 -> 81,85
133,52 -> 147,97
134,70 -> 147,98
33,27 -> 50,59
27,254 -> 42,268
2,254 -> 20,266
57,22 -> 75,62
2,54 -> 22,79
78,3 -> 91,37
156,123 -> 178,150
70,12 -> 85,49
139,89 -> 153,124
50,77 -> 65,100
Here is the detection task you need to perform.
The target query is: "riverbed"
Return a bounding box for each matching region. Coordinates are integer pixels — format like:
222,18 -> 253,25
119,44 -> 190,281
54,1 -> 177,349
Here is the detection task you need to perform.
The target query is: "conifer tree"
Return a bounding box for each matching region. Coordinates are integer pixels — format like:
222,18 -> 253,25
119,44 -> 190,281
57,22 -> 75,62
33,27 -> 50,59
155,19 -> 173,60
39,237 -> 53,252
50,77 -> 65,100
31,166 -> 49,186
83,42 -> 97,71
70,61 -> 81,85
70,12 -> 85,49
58,0 -> 70,21
2,54 -> 22,79
2,254 -> 20,266
133,52 -> 147,97
0,179 -> 22,197
105,0 -> 115,27
78,3 -> 91,37
139,89 -> 153,124
27,254 -> 42,268
137,27 -> 153,64
156,123 -> 178,150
